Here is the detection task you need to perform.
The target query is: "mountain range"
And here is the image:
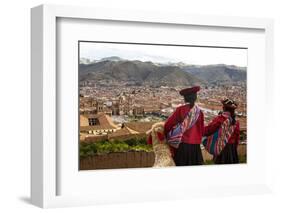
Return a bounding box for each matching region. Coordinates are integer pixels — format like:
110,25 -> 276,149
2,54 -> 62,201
79,57 -> 246,86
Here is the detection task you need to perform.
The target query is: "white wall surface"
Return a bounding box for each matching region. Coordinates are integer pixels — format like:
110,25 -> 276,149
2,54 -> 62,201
0,0 -> 280,212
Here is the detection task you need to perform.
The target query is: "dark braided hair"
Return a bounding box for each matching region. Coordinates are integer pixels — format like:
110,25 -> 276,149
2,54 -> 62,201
183,93 -> 197,106
224,107 -> 236,125
222,98 -> 238,125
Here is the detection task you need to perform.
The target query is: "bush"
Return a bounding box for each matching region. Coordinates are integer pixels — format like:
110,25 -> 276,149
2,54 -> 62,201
80,137 -> 152,158
80,143 -> 98,158
122,137 -> 147,146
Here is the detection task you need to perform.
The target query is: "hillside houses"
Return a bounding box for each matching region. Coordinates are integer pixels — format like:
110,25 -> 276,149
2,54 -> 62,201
80,112 -> 155,142
80,113 -> 118,136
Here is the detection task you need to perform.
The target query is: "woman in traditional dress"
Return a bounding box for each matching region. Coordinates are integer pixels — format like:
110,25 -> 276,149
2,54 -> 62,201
164,86 -> 205,166
203,98 -> 240,164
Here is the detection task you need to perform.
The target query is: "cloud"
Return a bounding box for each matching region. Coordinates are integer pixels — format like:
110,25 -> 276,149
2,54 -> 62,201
79,42 -> 247,67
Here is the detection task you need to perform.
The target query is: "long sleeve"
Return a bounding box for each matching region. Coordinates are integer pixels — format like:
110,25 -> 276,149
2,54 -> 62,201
164,104 -> 204,144
199,111 -> 205,136
147,134 -> 152,145
204,116 -> 225,137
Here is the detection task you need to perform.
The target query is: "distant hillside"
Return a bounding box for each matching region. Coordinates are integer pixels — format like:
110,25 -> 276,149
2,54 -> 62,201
182,64 -> 246,84
79,60 -> 204,87
79,58 -> 246,86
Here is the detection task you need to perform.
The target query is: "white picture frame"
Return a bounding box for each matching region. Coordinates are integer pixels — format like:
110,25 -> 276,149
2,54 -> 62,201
31,4 -> 274,208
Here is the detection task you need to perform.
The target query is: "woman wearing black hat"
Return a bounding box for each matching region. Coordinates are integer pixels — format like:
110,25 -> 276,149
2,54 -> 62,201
203,98 -> 240,164
164,86 -> 205,166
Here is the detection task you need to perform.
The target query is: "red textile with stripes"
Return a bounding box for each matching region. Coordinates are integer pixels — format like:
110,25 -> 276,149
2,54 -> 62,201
204,114 -> 240,146
164,104 -> 205,145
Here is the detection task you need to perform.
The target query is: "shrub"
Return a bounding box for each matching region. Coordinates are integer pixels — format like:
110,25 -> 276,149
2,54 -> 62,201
80,137 -> 152,158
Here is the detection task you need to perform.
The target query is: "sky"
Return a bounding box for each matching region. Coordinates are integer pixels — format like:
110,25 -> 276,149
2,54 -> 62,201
79,42 -> 247,67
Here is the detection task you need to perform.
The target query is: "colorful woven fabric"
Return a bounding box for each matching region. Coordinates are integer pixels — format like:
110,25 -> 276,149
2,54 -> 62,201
202,112 -> 235,156
167,104 -> 201,148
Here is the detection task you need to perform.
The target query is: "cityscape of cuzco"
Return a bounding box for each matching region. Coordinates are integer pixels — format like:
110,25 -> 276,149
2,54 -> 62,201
79,56 -> 247,144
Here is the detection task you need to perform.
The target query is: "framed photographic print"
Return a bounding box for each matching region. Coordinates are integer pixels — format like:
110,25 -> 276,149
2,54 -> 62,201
31,4 -> 274,208
78,41 -> 247,170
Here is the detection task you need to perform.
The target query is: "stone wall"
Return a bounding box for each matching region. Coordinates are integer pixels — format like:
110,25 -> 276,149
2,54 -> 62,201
80,151 -> 155,170
80,144 -> 247,170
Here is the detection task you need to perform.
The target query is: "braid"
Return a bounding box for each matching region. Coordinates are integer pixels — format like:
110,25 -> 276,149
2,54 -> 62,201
231,113 -> 236,125
184,93 -> 197,104
223,107 -> 236,125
